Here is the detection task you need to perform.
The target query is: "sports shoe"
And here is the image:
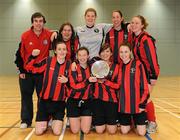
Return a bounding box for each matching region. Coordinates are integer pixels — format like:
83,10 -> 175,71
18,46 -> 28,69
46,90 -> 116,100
48,118 -> 53,127
146,121 -> 157,133
20,123 -> 28,129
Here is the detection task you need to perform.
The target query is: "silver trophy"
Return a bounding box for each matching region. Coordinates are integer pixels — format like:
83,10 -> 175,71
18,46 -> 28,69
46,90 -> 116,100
91,60 -> 110,78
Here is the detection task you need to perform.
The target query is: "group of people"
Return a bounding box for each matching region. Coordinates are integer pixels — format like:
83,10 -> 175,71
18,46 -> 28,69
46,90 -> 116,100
14,8 -> 160,136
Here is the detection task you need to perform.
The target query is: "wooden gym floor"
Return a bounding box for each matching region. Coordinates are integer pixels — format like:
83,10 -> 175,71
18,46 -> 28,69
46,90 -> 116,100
0,76 -> 179,140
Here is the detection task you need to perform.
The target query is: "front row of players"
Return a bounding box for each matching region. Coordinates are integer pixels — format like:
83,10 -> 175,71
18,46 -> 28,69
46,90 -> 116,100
25,41 -> 149,136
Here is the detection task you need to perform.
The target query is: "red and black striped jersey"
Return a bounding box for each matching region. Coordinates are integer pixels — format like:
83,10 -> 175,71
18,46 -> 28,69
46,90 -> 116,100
105,27 -> 132,64
64,39 -> 78,61
53,35 -> 79,61
118,59 -> 149,114
132,31 -> 160,80
20,27 -> 52,73
93,63 -> 121,103
68,64 -> 92,100
26,56 -> 71,101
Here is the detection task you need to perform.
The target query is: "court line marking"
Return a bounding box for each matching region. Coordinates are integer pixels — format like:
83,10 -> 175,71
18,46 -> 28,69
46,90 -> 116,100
24,128 -> 35,140
80,130 -> 84,140
0,120 -> 20,138
59,117 -> 67,140
154,98 -> 180,109
0,100 -> 20,102
153,97 -> 180,99
154,104 -> 180,119
145,133 -> 152,140
0,127 -> 19,128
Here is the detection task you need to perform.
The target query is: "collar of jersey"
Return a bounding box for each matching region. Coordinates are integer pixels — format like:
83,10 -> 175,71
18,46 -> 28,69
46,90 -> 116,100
86,25 -> 94,29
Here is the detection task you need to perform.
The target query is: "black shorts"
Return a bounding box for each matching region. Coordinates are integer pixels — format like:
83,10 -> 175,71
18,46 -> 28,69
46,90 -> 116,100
92,99 -> 118,126
118,111 -> 147,126
66,98 -> 92,117
36,99 -> 66,122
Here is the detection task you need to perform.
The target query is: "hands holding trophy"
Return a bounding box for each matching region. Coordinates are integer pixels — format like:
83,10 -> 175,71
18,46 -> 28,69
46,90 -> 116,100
90,60 -> 110,83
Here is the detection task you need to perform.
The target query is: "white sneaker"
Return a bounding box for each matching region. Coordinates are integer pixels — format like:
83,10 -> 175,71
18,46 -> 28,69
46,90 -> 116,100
20,123 -> 28,129
48,119 -> 53,127
146,121 -> 157,133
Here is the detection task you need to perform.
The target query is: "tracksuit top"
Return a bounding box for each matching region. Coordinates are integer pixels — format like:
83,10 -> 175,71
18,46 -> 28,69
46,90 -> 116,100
20,27 -> 52,73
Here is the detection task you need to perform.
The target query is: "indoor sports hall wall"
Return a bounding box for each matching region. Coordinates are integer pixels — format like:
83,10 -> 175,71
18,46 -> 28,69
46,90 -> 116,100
0,0 -> 179,75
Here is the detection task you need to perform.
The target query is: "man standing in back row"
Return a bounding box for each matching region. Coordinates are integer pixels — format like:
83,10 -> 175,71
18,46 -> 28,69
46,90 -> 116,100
14,12 -> 52,128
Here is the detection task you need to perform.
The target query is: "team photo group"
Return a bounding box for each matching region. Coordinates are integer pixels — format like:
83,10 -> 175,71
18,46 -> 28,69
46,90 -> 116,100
14,7 -> 160,137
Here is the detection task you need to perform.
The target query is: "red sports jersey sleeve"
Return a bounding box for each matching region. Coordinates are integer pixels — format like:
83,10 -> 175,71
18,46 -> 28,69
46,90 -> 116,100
68,64 -> 92,99
133,31 -> 160,80
69,66 -> 89,90
104,64 -> 121,89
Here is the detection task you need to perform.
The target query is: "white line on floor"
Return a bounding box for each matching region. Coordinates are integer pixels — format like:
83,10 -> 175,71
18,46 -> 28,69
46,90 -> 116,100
154,104 -> 180,119
24,128 -> 35,140
59,118 -> 67,140
154,98 -> 180,109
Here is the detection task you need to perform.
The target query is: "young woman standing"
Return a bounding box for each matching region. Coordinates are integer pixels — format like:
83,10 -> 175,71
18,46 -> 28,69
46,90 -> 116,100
105,10 -> 131,64
76,8 -> 112,59
53,22 -> 78,61
130,15 -> 160,133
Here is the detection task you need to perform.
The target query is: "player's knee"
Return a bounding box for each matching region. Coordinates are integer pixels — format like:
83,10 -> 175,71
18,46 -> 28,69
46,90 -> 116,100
108,129 -> 117,134
81,127 -> 90,134
107,126 -> 117,134
121,127 -> 130,134
35,128 -> 45,135
96,127 -> 105,134
52,128 -> 61,136
71,127 -> 80,134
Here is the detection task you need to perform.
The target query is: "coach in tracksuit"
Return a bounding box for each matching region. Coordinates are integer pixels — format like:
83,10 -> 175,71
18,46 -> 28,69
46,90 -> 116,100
14,12 -> 52,128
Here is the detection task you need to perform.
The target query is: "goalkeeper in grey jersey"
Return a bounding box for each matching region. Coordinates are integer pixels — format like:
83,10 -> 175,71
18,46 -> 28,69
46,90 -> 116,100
76,8 -> 112,59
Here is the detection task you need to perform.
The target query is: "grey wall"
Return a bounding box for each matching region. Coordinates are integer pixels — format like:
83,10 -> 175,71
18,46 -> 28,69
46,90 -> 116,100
0,0 -> 179,76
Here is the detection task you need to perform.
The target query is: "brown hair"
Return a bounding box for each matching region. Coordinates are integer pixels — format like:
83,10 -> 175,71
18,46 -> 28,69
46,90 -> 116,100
112,10 -> 125,24
112,10 -> 123,18
53,41 -> 66,56
119,42 -> 134,59
135,15 -> 149,30
58,22 -> 75,42
99,43 -> 112,55
84,8 -> 97,17
31,12 -> 46,24
76,47 -> 89,55
119,42 -> 132,51
54,41 -> 66,50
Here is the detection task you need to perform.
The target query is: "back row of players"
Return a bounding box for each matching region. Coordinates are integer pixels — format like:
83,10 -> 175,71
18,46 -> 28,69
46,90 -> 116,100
15,8 -> 160,136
